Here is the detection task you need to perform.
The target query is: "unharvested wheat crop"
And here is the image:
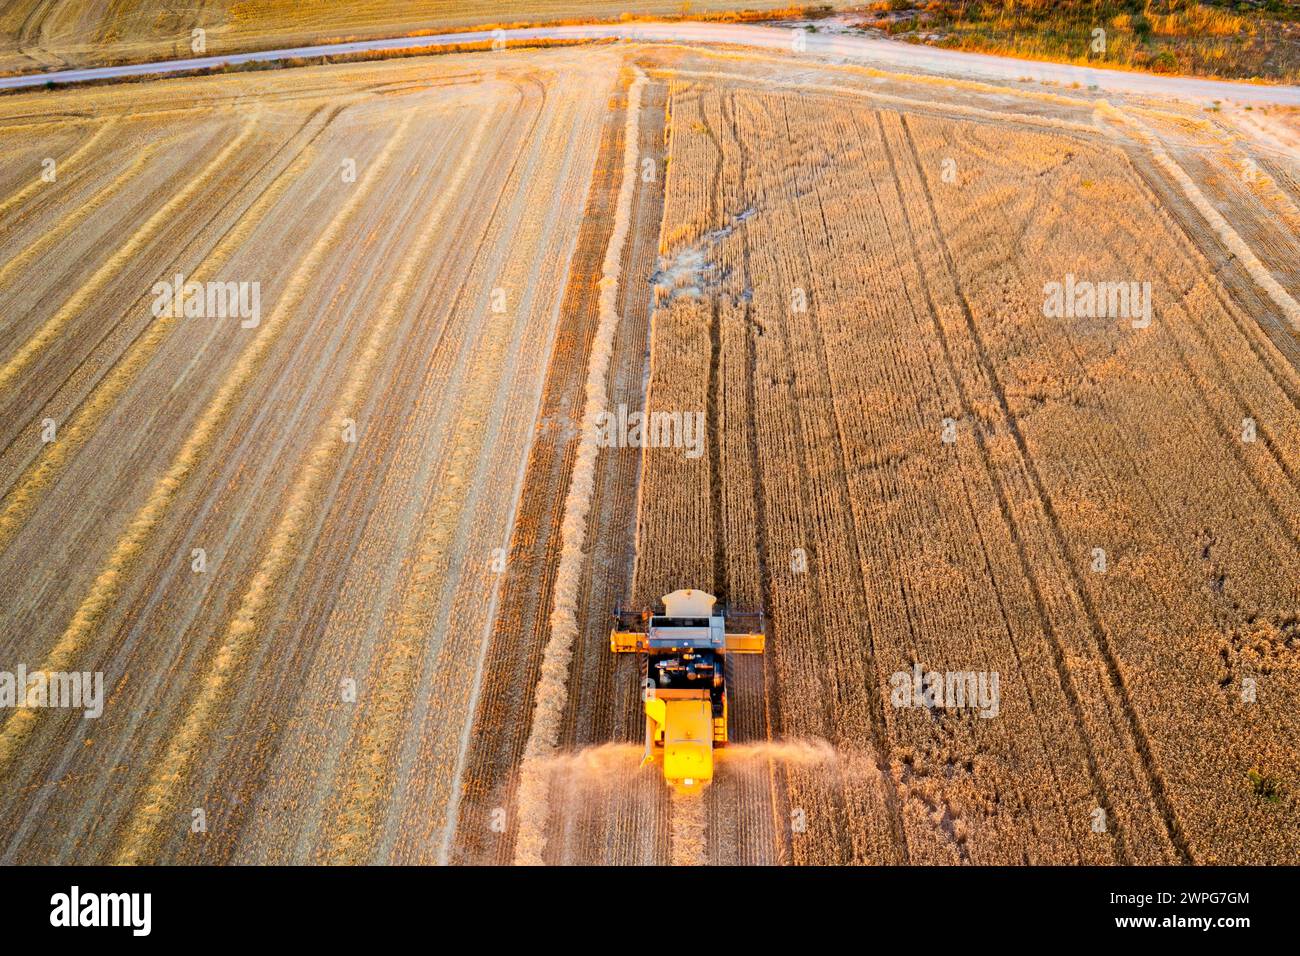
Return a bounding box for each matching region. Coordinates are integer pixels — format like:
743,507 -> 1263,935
622,72 -> 1300,865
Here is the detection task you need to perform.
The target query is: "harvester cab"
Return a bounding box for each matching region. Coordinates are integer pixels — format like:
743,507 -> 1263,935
610,589 -> 765,792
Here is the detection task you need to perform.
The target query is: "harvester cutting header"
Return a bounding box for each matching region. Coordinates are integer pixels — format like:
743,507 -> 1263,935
611,589 -> 765,792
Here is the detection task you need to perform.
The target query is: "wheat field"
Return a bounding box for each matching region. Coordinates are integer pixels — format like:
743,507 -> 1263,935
462,51 -> 1300,866
0,47 -> 617,863
622,75 -> 1300,864
0,40 -> 1295,865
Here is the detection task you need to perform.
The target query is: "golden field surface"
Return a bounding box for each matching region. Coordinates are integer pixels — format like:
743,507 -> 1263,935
0,1 -> 841,74
0,47 -> 617,863
0,41 -> 1297,865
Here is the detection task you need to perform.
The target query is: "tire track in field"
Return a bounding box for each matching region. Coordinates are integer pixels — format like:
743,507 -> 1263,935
878,109 -> 1132,863
0,113 -> 410,782
709,90 -> 897,864
1082,149 -> 1300,543
1098,103 -> 1300,332
1097,123 -> 1300,520
695,87 -> 727,606
425,76 -> 613,866
667,69 -> 1099,139
694,86 -> 854,865
444,76 -> 626,866
549,77 -> 671,867
0,105 -> 339,552
38,99 -> 479,866
774,94 -> 908,864
0,118 -> 256,401
168,77 -> 557,866
579,78 -> 670,867
669,790 -> 707,865
858,108 -> 1081,859
740,245 -> 790,864
898,110 -> 1191,864
16,0 -> 66,69
512,68 -> 646,867
1113,128 -> 1300,432
715,86 -> 786,866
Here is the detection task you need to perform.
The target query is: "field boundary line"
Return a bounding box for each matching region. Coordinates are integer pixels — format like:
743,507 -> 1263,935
0,111 -> 409,783
512,66 -> 645,867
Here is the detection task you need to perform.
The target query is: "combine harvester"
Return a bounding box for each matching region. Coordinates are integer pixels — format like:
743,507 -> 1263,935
611,589 -> 765,791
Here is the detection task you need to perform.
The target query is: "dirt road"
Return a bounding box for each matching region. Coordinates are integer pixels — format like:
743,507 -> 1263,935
6,21 -> 1300,108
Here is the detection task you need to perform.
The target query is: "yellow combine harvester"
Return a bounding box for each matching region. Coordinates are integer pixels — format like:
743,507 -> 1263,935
611,589 -> 765,792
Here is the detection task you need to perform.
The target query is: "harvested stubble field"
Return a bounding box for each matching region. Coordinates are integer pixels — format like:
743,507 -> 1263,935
0,39 -> 1296,866
0,47 -> 623,863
